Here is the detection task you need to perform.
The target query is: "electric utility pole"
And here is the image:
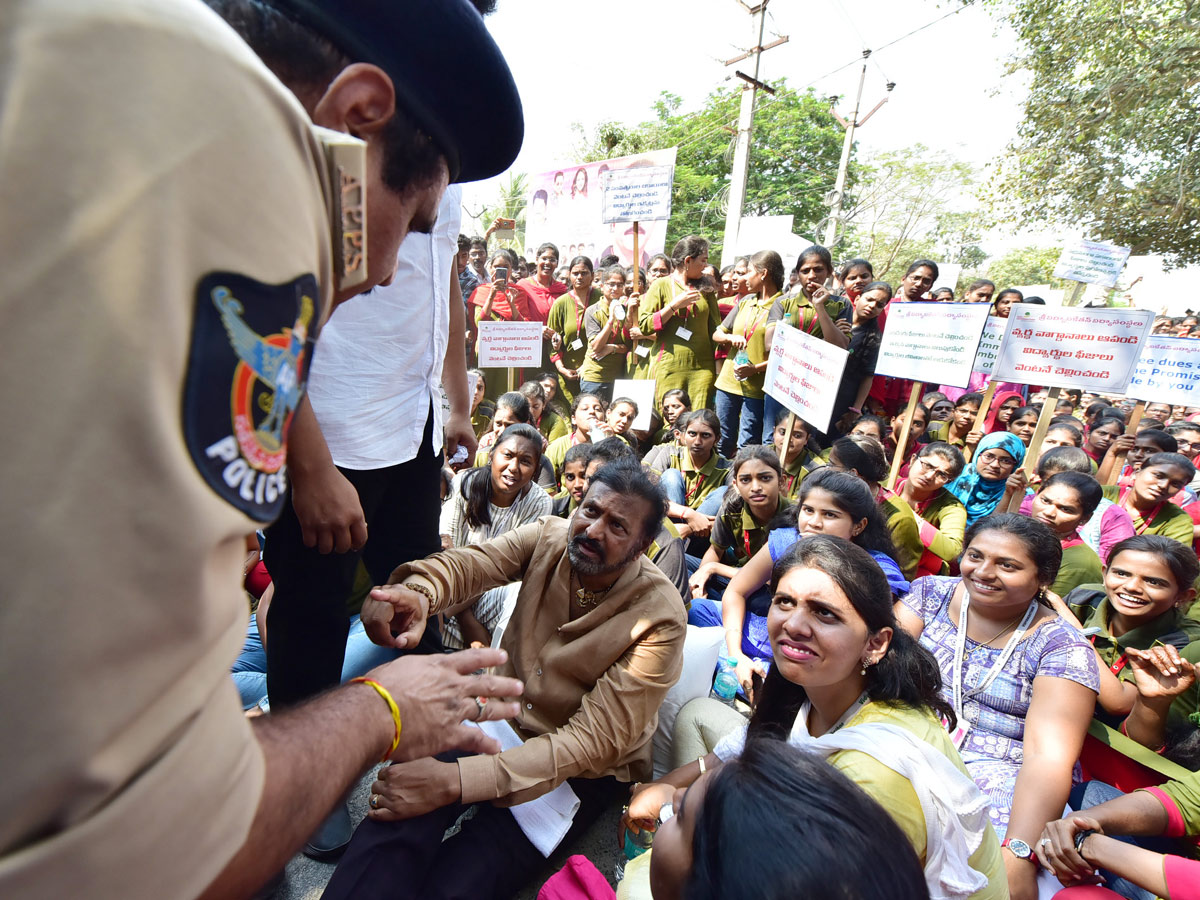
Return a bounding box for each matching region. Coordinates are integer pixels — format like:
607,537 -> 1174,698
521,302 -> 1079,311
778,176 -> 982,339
720,0 -> 787,267
822,51 -> 893,247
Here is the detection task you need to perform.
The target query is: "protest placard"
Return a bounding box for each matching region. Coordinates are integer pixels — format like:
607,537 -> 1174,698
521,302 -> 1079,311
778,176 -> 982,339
764,322 -> 849,435
601,165 -> 675,224
1125,336 -> 1200,406
874,302 -> 992,389
971,316 -> 1007,376
477,321 -> 543,367
611,378 -> 657,431
1052,239 -> 1132,288
992,306 -> 1153,393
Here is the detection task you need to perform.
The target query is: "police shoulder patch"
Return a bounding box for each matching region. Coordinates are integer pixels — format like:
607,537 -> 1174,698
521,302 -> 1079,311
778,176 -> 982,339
183,271 -> 319,521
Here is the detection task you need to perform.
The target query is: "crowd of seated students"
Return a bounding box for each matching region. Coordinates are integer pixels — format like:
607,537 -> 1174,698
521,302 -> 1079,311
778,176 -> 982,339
235,236 -> 1200,898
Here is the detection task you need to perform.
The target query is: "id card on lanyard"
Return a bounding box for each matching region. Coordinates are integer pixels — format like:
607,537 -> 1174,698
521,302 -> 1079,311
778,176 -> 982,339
949,590 -> 1038,749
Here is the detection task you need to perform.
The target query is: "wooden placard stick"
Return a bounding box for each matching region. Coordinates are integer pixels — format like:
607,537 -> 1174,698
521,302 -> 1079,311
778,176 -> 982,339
1105,400 -> 1146,485
1021,387 -> 1060,477
631,221 -> 640,295
965,381 -> 999,463
887,382 -> 924,491
781,412 -> 796,471
971,382 -> 999,434
1004,386 -> 1060,512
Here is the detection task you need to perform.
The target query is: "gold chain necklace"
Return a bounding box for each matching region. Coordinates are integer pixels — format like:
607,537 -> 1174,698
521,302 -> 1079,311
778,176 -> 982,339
966,613 -> 1023,662
572,572 -> 611,608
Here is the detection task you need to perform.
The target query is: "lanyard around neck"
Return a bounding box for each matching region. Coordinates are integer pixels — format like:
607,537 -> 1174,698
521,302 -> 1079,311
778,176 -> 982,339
951,587 -> 1038,719
800,691 -> 869,738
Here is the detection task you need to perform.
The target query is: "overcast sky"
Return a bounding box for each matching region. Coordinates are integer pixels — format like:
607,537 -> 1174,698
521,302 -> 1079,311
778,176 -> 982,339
461,0 -> 1031,247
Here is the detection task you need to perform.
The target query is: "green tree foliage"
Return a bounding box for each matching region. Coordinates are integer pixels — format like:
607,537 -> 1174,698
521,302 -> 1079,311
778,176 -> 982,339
984,244 -> 1064,289
985,0 -> 1200,267
573,83 -> 850,259
840,146 -> 985,284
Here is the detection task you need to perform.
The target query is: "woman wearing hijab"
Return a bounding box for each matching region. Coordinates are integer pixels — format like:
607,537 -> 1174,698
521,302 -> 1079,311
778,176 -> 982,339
946,432 -> 1028,526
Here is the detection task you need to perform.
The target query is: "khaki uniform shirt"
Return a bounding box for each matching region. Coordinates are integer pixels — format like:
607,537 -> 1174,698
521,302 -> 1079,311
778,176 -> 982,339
0,1 -> 333,897
395,517 -> 687,806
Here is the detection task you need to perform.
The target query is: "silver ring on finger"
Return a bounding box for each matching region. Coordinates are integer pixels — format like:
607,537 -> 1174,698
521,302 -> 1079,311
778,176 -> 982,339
472,696 -> 485,721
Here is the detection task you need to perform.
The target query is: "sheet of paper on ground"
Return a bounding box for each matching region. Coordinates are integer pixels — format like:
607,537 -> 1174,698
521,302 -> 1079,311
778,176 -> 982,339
993,306 -> 1153,392
1125,335 -> 1200,406
874,301 -> 992,388
477,321 -> 543,367
611,378 -> 657,431
764,322 -> 849,434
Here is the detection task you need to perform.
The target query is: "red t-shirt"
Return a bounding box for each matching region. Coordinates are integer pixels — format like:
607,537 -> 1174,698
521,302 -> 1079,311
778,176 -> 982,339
518,277 -> 568,323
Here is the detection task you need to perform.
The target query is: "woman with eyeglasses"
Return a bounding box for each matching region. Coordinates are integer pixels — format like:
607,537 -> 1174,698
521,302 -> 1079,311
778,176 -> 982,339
947,432 -> 1028,526
897,442 -> 968,578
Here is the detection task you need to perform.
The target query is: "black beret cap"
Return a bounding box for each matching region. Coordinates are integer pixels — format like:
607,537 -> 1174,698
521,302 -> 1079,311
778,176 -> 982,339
271,0 -> 523,183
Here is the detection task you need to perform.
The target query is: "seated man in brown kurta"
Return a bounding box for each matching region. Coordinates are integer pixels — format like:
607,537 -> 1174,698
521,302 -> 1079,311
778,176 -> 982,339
322,460 -> 687,900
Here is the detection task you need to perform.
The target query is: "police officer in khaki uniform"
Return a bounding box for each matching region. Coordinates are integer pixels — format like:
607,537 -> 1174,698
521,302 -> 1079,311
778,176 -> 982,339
0,1 -> 525,898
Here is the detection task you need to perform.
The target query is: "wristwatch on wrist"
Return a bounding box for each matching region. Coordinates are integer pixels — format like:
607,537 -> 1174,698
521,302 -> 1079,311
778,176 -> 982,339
1002,838 -> 1039,866
1074,829 -> 1096,857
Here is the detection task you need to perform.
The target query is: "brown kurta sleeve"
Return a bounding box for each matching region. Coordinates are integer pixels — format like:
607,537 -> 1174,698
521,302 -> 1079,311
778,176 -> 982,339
457,612 -> 684,805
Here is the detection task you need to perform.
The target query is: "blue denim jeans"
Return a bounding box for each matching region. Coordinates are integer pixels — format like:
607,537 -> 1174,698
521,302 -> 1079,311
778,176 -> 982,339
714,388 -> 766,456
763,394 -> 785,443
231,613 -> 399,711
661,470 -> 729,512
578,379 -> 612,403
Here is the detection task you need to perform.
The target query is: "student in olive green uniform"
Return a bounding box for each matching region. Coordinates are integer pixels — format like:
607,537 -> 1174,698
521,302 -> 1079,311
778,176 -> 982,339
1027,472 -> 1105,597
896,442 -> 968,578
578,264 -> 629,402
712,249 -> 784,455
762,244 -> 850,437
518,380 -> 568,442
688,445 -> 790,608
1062,535 -> 1200,735
544,391 -> 608,482
655,410 -> 731,540
826,433 -> 923,581
637,236 -> 722,410
1102,454 -> 1197,547
546,256 -> 597,405
771,415 -> 824,501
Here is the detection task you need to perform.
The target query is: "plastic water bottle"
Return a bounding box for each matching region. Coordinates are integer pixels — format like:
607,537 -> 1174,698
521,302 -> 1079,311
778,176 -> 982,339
614,821 -> 654,881
710,657 -> 739,706
733,348 -> 751,380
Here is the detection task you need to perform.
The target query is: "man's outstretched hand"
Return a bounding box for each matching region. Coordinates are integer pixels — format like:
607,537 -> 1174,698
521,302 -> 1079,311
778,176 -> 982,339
361,583 -> 432,649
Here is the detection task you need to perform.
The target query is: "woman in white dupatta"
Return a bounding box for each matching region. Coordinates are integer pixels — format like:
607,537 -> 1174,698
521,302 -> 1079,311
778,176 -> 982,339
623,536 -> 1007,900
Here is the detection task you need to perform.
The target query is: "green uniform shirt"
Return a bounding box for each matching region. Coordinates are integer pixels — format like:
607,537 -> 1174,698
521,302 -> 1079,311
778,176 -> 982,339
663,446 -> 731,510
780,450 -> 822,501
883,495 -> 922,581
537,409 -> 569,442
1101,486 -> 1195,545
911,489 -> 967,570
546,291 -> 593,374
1051,538 -> 1104,598
1067,587 -> 1200,728
578,298 -> 627,385
637,277 -> 721,407
711,495 -> 791,566
767,290 -> 850,339
713,292 -> 778,400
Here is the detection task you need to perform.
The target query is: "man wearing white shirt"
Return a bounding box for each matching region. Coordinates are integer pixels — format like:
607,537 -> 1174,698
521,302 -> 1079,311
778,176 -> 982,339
263,184 -> 477,857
